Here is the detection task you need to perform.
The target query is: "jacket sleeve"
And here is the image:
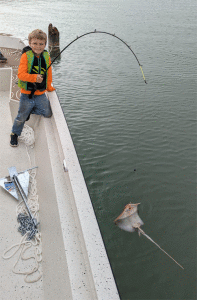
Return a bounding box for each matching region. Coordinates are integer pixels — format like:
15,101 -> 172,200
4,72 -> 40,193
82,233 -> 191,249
46,57 -> 56,92
18,53 -> 38,83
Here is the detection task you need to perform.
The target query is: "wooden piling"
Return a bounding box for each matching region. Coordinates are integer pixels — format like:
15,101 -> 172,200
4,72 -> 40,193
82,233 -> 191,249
48,23 -> 60,58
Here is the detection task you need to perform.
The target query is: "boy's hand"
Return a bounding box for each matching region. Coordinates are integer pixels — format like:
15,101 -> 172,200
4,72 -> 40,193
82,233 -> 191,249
36,75 -> 43,83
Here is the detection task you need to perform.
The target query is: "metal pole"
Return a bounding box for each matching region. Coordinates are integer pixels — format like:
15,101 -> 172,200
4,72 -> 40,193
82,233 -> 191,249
13,175 -> 37,228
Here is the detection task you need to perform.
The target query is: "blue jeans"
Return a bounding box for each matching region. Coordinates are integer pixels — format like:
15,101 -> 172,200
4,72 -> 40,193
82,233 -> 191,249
12,93 -> 52,136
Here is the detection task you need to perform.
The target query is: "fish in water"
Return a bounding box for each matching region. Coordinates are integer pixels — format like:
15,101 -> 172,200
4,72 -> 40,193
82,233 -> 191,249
114,203 -> 184,270
114,203 -> 143,232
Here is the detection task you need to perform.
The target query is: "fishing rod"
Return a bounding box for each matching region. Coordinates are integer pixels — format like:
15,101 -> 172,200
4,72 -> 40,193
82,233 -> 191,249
47,30 -> 147,83
30,30 -> 147,98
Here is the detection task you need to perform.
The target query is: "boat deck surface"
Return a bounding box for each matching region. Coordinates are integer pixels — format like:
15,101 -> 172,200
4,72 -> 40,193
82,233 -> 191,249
0,90 -> 44,299
0,46 -> 44,299
0,46 -> 21,101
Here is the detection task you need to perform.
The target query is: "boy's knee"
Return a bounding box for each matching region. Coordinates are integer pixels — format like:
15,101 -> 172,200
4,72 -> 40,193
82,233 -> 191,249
15,116 -> 26,124
44,111 -> 52,118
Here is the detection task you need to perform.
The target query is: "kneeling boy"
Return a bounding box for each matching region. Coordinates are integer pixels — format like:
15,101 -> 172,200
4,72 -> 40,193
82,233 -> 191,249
10,29 -> 55,147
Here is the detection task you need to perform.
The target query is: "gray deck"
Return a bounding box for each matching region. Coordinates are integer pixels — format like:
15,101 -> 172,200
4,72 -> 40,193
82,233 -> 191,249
0,90 -> 44,300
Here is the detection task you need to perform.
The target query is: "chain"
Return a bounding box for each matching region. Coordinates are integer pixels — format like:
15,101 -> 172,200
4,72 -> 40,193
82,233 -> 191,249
17,213 -> 38,240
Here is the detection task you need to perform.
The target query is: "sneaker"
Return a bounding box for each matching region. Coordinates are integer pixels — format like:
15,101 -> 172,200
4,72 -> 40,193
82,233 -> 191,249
10,133 -> 18,147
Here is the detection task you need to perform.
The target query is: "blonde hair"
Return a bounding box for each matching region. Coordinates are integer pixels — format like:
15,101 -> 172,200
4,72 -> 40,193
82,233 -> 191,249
28,29 -> 47,44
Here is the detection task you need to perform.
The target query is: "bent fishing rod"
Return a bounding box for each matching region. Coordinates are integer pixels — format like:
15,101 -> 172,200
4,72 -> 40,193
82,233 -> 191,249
30,30 -> 147,98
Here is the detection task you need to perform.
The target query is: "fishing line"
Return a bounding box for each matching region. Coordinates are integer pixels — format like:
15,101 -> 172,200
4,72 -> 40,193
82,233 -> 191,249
134,79 -> 147,173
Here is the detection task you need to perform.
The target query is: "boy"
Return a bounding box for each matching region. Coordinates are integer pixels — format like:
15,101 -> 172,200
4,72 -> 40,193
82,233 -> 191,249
10,29 -> 55,147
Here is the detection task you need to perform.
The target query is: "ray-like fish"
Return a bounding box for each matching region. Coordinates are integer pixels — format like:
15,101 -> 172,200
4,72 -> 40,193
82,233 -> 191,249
114,203 -> 184,270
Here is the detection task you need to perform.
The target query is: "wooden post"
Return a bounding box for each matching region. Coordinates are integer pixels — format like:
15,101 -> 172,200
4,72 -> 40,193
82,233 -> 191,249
48,23 -> 60,58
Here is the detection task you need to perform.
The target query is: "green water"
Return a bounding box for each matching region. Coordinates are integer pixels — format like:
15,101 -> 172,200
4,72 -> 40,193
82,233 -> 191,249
1,0 -> 196,299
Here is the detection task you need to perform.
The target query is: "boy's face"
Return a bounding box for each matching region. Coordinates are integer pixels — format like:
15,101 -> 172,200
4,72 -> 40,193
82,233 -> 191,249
29,38 -> 46,56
